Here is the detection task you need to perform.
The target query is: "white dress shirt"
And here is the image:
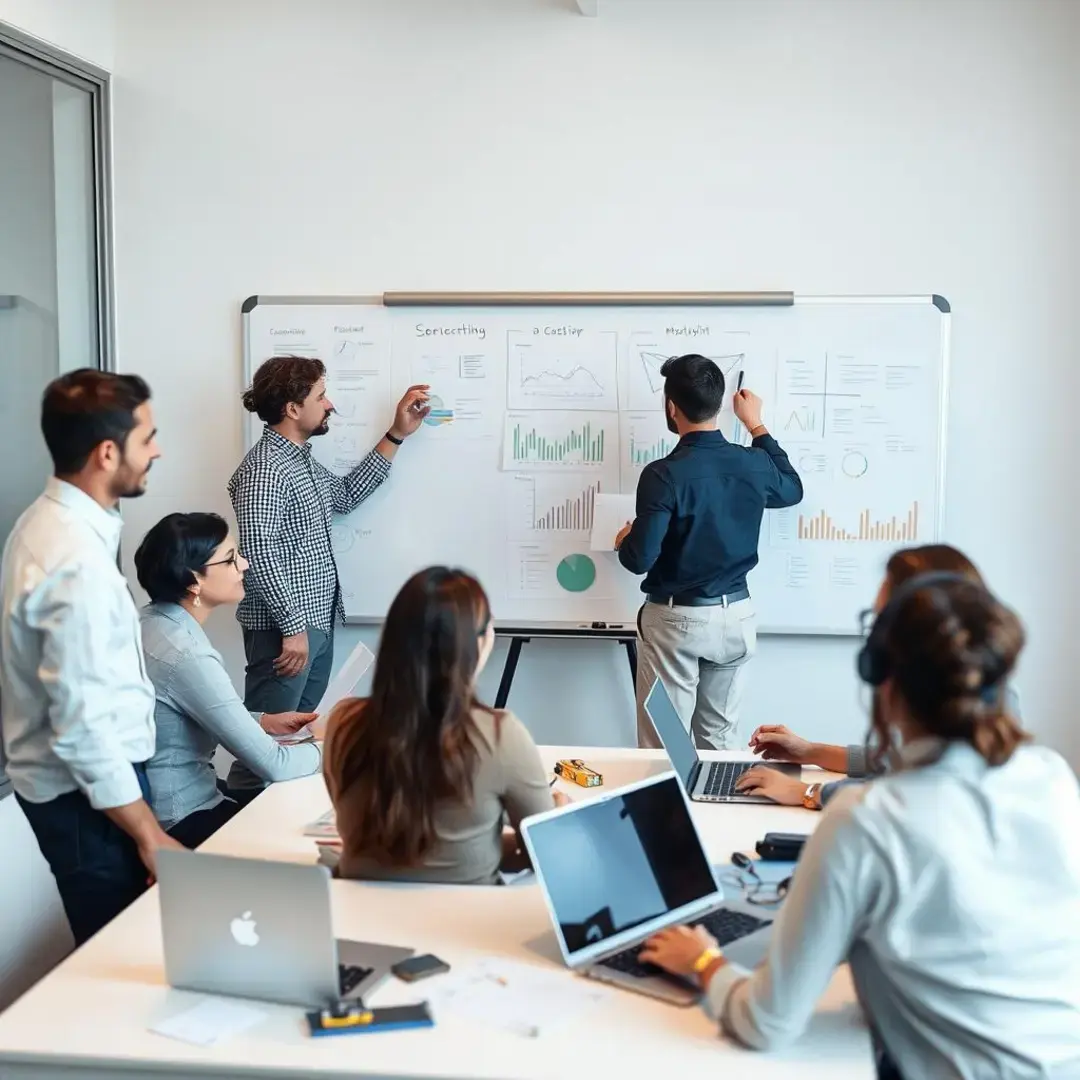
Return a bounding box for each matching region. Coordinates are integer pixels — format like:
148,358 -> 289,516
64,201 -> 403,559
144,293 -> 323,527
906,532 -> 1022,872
707,738 -> 1080,1078
0,479 -> 155,809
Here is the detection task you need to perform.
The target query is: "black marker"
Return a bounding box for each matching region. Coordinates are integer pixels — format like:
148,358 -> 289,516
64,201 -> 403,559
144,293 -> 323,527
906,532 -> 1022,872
736,371 -> 745,394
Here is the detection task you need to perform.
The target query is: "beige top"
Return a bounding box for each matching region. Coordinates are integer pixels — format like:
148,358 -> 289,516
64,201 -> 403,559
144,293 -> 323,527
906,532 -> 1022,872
326,707 -> 553,885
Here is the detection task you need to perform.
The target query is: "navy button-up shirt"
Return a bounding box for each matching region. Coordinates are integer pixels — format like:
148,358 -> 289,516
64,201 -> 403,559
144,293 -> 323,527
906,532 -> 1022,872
618,430 -> 803,598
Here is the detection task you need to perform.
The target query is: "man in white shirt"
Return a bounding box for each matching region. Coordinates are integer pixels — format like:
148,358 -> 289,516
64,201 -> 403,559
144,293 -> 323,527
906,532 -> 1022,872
1,370 -> 182,946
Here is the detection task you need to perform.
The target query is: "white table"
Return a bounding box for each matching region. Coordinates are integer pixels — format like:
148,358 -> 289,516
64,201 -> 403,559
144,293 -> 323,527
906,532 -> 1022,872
0,748 -> 871,1079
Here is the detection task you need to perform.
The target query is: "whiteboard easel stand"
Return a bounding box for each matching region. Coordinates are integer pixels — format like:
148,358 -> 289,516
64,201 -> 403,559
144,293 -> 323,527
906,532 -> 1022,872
492,626 -> 638,710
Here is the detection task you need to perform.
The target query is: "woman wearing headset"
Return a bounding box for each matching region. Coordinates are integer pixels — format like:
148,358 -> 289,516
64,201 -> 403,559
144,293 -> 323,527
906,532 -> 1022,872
737,544 -> 1020,808
640,575 -> 1080,1076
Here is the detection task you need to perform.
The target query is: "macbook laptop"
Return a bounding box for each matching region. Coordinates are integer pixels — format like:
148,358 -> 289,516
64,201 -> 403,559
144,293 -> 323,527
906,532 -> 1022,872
520,772 -> 774,1006
157,849 -> 413,1008
645,678 -> 801,803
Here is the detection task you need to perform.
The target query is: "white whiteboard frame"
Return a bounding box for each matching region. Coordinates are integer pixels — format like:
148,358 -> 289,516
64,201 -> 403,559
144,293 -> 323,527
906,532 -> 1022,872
240,293 -> 951,637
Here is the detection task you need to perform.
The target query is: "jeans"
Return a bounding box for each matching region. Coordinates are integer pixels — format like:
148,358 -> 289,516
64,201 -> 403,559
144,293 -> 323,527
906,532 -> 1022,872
167,795 -> 240,849
16,764 -> 152,947
635,597 -> 757,750
224,623 -> 335,799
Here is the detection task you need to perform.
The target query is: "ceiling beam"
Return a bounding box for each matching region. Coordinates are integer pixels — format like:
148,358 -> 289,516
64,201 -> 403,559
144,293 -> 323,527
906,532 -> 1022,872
575,0 -> 599,15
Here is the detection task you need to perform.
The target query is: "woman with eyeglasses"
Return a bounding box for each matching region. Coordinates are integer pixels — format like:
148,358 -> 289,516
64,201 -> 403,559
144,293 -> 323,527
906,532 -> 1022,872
641,575 -> 1080,1075
136,513 -> 323,848
323,566 -> 563,884
737,544 -> 1020,808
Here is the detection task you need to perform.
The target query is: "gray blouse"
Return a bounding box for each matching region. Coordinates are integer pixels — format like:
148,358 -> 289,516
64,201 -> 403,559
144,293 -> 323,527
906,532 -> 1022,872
140,603 -> 321,829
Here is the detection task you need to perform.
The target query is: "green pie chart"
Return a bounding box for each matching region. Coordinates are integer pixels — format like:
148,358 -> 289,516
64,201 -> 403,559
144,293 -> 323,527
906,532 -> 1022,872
556,554 -> 597,593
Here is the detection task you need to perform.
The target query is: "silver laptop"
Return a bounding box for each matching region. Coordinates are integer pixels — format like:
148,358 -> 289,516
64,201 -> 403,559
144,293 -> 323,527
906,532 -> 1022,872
645,678 -> 801,803
520,772 -> 774,1006
157,849 -> 413,1008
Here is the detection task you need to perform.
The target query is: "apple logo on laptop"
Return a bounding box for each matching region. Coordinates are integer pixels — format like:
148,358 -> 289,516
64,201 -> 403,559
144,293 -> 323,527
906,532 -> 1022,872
230,911 -> 259,947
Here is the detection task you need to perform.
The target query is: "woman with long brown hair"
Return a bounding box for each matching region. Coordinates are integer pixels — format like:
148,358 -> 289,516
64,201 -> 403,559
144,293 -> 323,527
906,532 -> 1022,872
640,574 -> 1080,1075
323,567 -> 559,884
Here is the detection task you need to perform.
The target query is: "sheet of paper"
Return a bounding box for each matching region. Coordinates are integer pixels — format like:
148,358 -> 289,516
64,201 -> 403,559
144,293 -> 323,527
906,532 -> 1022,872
427,958 -> 606,1038
589,493 -> 636,551
151,998 -> 265,1047
315,639 -> 375,717
272,638 -> 376,743
303,808 -> 338,838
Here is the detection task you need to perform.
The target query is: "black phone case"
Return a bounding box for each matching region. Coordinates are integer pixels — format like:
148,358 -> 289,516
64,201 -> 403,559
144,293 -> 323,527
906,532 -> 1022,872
392,955 -> 450,982
756,833 -> 807,861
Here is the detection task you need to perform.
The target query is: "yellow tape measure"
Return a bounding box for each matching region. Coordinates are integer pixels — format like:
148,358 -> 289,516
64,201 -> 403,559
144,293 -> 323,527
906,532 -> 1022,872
554,759 -> 603,787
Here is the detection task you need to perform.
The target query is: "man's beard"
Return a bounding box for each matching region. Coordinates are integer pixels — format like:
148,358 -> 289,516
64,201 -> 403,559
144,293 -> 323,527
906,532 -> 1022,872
310,410 -> 333,437
115,464 -> 151,499
664,397 -> 678,435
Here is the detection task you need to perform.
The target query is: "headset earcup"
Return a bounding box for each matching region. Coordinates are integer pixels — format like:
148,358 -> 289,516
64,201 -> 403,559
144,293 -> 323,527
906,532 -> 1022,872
856,637 -> 885,687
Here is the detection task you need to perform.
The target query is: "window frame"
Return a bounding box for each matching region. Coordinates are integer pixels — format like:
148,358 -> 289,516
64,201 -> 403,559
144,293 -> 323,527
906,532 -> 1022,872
0,22 -> 114,800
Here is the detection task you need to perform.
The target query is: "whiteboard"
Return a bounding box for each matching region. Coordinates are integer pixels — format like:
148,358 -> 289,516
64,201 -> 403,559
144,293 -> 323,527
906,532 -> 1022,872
241,295 -> 949,635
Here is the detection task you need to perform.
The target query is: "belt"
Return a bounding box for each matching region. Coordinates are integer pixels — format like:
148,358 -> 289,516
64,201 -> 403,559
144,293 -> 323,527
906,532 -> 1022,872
646,588 -> 750,608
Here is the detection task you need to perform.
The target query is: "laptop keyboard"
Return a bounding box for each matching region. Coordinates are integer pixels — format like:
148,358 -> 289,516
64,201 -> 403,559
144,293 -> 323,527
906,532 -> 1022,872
339,963 -> 373,996
702,760 -> 755,798
598,908 -> 769,979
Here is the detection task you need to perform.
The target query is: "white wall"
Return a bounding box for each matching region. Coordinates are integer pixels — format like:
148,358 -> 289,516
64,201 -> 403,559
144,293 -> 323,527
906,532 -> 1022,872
110,0 -> 1080,770
0,0 -> 114,69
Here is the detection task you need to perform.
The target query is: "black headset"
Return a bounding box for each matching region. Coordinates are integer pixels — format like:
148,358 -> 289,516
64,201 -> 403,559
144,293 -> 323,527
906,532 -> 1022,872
855,570 -> 972,688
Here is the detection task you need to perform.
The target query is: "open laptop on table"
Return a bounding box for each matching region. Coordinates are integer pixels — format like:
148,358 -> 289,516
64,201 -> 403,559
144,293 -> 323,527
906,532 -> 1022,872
645,678 -> 800,803
157,849 -> 413,1008
520,771 -> 774,1006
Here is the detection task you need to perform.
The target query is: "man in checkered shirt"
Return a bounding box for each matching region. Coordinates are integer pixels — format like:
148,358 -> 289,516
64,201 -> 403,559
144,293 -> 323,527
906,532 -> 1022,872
226,355 -> 429,800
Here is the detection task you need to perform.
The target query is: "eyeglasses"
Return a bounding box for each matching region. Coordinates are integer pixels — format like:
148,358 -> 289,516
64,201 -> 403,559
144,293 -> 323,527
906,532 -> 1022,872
204,550 -> 243,571
728,851 -> 792,906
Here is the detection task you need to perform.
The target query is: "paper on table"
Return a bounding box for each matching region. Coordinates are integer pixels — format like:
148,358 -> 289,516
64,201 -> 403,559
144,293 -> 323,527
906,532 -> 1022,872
151,998 -> 265,1047
427,957 -> 606,1038
589,493 -> 636,552
275,639 -> 376,743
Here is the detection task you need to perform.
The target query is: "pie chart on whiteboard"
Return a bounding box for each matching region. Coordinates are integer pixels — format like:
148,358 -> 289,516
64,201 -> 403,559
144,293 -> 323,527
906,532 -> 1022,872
556,554 -> 597,593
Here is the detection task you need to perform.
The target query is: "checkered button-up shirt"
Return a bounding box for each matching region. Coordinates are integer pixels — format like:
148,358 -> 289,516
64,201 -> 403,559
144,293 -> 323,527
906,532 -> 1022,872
228,427 -> 390,635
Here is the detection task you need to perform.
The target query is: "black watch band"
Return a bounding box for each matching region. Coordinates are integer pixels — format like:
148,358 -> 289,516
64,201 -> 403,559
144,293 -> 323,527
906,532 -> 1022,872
385,430 -> 404,446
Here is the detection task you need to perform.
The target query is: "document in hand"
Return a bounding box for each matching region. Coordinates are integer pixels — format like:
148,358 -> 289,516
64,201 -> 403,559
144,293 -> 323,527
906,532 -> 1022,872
590,493 -> 636,552
276,639 -> 376,743
315,639 -> 376,717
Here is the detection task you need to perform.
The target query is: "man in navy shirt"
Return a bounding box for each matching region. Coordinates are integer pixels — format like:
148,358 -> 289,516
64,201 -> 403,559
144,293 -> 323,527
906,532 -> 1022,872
616,354 -> 803,749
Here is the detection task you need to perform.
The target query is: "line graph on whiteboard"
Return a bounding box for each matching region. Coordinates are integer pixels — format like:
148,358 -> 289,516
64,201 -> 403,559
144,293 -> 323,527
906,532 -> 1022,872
507,330 -> 619,411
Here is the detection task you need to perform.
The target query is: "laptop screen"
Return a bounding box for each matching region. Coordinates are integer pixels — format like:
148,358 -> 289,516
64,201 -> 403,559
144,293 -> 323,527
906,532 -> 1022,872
525,774 -> 717,960
644,679 -> 699,790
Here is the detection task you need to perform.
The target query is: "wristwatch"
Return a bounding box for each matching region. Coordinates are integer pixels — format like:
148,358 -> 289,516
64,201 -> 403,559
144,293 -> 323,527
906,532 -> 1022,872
692,946 -> 723,975
802,782 -> 822,811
